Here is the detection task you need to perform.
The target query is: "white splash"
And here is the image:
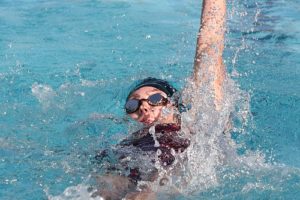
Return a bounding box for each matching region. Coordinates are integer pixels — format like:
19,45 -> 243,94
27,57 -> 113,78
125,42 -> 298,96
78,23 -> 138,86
176,76 -> 250,194
47,184 -> 103,200
31,82 -> 57,108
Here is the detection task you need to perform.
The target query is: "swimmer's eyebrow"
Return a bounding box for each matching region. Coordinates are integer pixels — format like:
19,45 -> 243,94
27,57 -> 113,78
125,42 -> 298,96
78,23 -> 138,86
146,89 -> 166,96
130,93 -> 141,99
130,89 -> 162,99
147,88 -> 161,94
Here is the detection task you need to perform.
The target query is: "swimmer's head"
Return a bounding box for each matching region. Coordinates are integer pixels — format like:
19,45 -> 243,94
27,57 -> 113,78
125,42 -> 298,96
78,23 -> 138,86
125,77 -> 178,125
126,77 -> 177,100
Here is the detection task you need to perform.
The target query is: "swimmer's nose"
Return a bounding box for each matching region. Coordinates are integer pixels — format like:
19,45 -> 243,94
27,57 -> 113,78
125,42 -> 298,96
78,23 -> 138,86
139,101 -> 151,114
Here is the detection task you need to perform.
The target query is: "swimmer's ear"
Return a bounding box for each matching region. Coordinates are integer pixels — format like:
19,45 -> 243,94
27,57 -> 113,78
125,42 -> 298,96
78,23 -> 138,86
166,100 -> 175,108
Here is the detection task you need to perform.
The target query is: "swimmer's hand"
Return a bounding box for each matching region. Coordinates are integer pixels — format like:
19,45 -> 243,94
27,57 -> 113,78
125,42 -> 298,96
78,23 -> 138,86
125,190 -> 156,200
92,175 -> 136,200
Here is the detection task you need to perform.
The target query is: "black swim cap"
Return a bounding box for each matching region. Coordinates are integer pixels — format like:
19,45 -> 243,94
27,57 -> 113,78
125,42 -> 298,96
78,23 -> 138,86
126,77 -> 177,100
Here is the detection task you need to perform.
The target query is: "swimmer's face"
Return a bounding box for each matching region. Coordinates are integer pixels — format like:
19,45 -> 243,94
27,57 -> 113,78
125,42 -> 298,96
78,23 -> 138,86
126,86 -> 176,125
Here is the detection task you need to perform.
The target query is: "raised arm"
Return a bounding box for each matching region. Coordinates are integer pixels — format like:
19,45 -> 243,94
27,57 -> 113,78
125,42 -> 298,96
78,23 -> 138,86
193,0 -> 226,109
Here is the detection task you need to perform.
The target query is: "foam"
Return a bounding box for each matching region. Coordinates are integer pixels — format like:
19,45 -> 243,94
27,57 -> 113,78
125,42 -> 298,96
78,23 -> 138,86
47,184 -> 103,200
31,83 -> 57,108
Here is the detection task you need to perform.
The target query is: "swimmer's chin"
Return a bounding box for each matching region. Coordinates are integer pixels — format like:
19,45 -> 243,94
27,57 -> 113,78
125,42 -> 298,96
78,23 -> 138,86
140,118 -> 156,125
141,120 -> 154,125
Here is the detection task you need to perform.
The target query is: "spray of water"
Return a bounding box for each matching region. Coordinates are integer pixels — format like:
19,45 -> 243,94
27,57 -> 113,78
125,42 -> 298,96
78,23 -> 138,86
47,183 -> 103,200
180,77 -> 244,193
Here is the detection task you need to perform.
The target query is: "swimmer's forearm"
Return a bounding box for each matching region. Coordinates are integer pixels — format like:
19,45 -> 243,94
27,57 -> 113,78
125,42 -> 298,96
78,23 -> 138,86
193,0 -> 226,108
194,0 -> 226,74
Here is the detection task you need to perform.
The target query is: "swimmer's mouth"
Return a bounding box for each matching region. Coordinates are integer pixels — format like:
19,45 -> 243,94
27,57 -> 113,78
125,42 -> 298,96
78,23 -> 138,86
140,118 -> 154,125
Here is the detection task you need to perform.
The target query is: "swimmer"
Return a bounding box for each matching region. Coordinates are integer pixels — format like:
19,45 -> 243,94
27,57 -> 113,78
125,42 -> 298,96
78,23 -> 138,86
94,0 -> 226,199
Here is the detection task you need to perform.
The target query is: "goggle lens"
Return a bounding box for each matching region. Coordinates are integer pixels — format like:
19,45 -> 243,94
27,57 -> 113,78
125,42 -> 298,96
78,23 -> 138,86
125,99 -> 140,114
148,93 -> 163,105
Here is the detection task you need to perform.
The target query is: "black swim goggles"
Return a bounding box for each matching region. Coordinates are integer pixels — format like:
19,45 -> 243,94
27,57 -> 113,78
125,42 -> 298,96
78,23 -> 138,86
125,93 -> 168,114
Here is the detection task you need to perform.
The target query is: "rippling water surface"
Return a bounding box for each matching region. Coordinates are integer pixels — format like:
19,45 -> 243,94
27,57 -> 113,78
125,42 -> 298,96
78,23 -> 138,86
0,0 -> 299,199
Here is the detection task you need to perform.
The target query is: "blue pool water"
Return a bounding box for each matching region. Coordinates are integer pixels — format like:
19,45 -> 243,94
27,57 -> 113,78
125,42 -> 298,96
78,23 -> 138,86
0,0 -> 299,199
